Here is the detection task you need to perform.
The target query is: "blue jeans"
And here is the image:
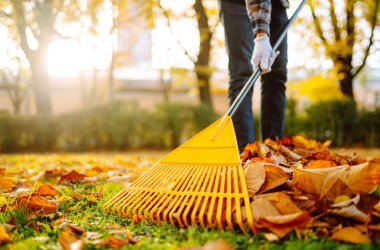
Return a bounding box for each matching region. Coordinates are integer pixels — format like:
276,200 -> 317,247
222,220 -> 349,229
219,0 -> 288,152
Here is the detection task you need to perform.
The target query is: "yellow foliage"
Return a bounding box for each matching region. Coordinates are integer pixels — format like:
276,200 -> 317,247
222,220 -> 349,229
289,74 -> 343,103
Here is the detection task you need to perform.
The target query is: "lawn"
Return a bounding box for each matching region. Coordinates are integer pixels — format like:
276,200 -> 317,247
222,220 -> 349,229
0,151 -> 379,250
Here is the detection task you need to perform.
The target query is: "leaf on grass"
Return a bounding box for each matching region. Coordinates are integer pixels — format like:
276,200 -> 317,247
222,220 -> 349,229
58,170 -> 86,184
244,161 -> 266,197
132,214 -> 143,224
0,196 -> 6,207
250,192 -> 311,237
306,160 -> 336,169
58,230 -> 84,250
70,194 -> 85,200
264,233 -> 279,242
17,193 -> 57,214
331,227 -> 370,244
0,177 -> 17,191
44,169 -> 67,179
182,240 -> 234,250
125,231 -> 140,244
0,226 -> 12,245
97,236 -> 126,248
68,224 -> 86,235
258,165 -> 288,194
36,184 -> 59,196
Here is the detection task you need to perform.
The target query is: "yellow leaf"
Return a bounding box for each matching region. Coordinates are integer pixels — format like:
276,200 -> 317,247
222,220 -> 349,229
331,227 -> 370,244
244,161 -> 266,197
333,195 -> 351,204
0,226 -> 12,245
306,160 -> 336,169
0,196 -> 7,207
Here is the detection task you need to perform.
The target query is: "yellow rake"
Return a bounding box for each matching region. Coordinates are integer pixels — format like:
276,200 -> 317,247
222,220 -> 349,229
103,0 -> 306,233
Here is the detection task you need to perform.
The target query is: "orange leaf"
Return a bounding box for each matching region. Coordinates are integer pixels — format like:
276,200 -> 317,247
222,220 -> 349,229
58,230 -> 84,250
259,212 -> 311,238
331,227 -> 370,244
58,170 -> 86,183
132,214 -> 143,224
258,165 -> 288,194
0,177 -> 17,191
17,193 -> 57,214
306,160 -> 337,169
321,162 -> 380,197
36,184 -> 59,196
97,236 -> 126,248
0,226 -> 12,245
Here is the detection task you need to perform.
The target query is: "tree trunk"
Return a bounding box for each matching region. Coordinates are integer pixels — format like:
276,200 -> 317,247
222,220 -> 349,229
29,49 -> 52,114
193,0 -> 213,111
338,72 -> 354,99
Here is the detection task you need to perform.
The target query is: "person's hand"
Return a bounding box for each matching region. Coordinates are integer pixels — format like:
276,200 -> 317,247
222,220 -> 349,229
251,33 -> 280,74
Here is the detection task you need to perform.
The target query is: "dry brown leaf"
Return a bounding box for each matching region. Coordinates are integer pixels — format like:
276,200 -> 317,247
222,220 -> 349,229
97,236 -> 126,248
331,227 -> 370,244
259,212 -> 311,238
44,169 -> 67,179
0,226 -> 12,245
0,177 -> 17,191
321,162 -> 380,197
68,224 -> 86,235
58,170 -> 86,183
244,161 -> 266,197
306,160 -> 337,169
182,240 -> 234,250
132,214 -> 143,224
264,233 -> 279,242
17,193 -> 57,214
258,165 -> 288,194
36,184 -> 59,196
279,145 -> 302,161
293,165 -> 348,195
329,205 -> 369,223
58,230 -> 84,250
70,194 -> 85,200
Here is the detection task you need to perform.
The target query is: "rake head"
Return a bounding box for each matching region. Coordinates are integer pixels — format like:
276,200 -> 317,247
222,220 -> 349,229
103,116 -> 255,233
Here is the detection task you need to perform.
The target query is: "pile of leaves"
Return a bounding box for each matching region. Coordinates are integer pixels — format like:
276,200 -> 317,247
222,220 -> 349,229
240,135 -> 380,243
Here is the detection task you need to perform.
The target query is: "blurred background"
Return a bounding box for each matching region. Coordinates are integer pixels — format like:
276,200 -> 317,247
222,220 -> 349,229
0,0 -> 379,152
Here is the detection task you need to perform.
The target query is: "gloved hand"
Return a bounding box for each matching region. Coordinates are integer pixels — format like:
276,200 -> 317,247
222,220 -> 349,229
251,34 -> 280,74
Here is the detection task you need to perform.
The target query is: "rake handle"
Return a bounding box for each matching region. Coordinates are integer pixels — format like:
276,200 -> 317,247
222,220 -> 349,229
226,0 -> 307,118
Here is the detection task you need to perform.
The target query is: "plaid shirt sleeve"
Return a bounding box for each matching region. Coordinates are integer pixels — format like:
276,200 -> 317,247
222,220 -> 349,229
245,0 -> 272,37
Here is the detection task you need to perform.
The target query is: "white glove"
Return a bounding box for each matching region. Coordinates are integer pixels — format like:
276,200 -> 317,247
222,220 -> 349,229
251,34 -> 280,74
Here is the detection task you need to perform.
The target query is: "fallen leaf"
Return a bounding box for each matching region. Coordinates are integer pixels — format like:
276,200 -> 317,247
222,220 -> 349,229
306,160 -> 337,169
125,231 -> 140,244
264,233 -> 279,242
325,162 -> 380,195
244,161 -> 266,197
70,194 -> 85,200
68,224 -> 86,235
279,145 -> 302,161
331,227 -> 370,244
97,236 -> 126,248
17,193 -> 57,214
132,214 -> 143,224
58,230 -> 84,250
36,184 -> 59,196
182,240 -> 233,250
0,177 -> 17,191
258,165 -> 288,194
293,165 -> 348,195
44,169 -> 67,179
0,226 -> 12,245
0,196 -> 6,207
329,205 -> 369,223
58,170 -> 86,183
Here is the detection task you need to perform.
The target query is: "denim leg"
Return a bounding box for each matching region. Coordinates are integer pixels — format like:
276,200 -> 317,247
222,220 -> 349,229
219,0 -> 254,152
261,5 -> 288,141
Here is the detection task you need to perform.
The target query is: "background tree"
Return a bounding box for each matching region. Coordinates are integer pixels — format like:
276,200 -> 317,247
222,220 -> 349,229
308,0 -> 379,100
158,0 -> 219,111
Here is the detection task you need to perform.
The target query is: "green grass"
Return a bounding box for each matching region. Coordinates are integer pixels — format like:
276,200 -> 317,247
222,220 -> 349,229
1,152 -> 380,249
2,182 -> 379,250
